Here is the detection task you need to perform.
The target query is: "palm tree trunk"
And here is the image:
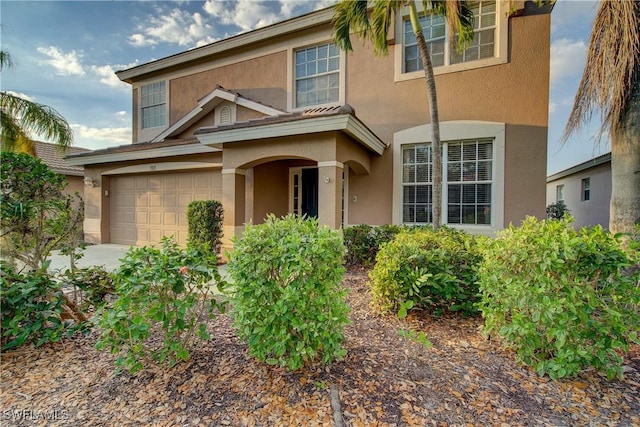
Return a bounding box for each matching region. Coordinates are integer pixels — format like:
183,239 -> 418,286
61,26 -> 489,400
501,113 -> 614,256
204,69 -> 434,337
610,65 -> 640,235
411,9 -> 442,229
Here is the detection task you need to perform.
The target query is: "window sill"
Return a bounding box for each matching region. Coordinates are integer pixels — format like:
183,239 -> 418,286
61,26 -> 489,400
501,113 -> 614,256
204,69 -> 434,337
394,56 -> 508,82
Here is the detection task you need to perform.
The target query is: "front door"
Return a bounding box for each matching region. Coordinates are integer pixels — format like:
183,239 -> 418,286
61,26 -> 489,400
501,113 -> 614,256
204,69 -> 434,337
290,167 -> 318,218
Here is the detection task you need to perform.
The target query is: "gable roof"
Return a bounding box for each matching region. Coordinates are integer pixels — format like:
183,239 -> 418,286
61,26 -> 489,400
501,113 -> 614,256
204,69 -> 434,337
152,85 -> 286,143
34,141 -> 90,176
195,104 -> 387,155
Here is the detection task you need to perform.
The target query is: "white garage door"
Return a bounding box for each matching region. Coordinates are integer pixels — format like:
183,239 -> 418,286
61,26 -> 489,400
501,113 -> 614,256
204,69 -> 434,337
110,170 -> 222,246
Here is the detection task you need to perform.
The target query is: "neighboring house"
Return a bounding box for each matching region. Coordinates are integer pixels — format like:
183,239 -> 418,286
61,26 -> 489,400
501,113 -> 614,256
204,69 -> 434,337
34,141 -> 90,197
546,153 -> 611,229
67,2 -> 552,250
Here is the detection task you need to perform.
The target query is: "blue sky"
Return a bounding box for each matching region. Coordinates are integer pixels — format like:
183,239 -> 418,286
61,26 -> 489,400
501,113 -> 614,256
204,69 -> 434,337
1,0 -> 606,174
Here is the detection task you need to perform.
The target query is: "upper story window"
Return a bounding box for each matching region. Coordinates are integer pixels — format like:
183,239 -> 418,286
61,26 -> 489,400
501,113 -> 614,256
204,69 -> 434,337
404,1 -> 496,72
396,0 -> 506,81
295,42 -> 340,108
141,81 -> 166,129
581,178 -> 590,201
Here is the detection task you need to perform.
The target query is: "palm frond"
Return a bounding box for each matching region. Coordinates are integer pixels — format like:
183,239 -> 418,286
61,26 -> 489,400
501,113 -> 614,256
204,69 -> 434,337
426,1 -> 475,51
332,0 -> 372,53
0,50 -> 13,71
0,91 -> 74,151
563,1 -> 640,142
370,0 -> 403,56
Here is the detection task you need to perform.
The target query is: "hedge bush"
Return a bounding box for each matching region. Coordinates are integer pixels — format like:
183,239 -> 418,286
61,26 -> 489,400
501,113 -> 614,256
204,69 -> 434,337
369,227 -> 483,316
228,214 -> 349,371
477,216 -> 640,380
343,224 -> 403,266
95,238 -> 227,373
0,262 -> 70,350
187,200 -> 223,255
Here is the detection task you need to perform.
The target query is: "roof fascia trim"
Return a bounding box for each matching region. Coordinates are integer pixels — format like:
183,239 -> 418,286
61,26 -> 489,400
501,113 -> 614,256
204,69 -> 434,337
66,144 -> 221,167
196,115 -> 386,155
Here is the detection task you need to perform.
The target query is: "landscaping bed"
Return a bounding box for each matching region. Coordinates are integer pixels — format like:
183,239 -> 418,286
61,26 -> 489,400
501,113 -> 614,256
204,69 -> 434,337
1,267 -> 639,426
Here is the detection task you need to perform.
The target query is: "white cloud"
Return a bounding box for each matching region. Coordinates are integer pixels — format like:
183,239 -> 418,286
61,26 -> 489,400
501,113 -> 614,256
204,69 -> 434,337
203,0 -> 322,32
129,33 -> 157,47
6,90 -> 33,102
90,62 -> 138,90
71,123 -> 131,149
129,7 -> 217,48
550,38 -> 587,86
548,101 -> 557,114
37,46 -> 85,76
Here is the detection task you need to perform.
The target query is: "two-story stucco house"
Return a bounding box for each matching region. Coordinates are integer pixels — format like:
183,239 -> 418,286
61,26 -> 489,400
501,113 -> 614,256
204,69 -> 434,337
67,1 -> 551,251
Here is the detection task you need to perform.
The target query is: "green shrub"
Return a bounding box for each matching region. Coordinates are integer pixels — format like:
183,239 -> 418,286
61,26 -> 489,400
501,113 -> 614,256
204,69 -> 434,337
477,216 -> 640,380
95,238 -> 227,374
228,214 -> 349,371
546,201 -> 571,219
343,224 -> 403,266
62,266 -> 114,309
0,261 -> 70,350
187,200 -> 224,255
369,227 -> 483,316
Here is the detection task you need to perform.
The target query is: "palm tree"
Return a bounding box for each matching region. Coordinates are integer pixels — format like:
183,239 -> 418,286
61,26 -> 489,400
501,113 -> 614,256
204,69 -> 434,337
0,50 -> 74,155
563,1 -> 639,236
332,0 -> 474,229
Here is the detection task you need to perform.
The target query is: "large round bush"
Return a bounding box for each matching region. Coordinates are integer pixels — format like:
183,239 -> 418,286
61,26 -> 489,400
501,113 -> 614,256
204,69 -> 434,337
369,227 -> 483,316
228,214 -> 349,371
477,216 -> 640,380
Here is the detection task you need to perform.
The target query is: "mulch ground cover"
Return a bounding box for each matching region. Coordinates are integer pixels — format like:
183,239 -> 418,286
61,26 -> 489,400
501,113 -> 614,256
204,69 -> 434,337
1,267 -> 639,426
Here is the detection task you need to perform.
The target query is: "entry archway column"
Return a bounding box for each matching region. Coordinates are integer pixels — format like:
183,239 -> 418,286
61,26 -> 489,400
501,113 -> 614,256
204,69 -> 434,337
317,161 -> 344,230
221,168 -> 246,254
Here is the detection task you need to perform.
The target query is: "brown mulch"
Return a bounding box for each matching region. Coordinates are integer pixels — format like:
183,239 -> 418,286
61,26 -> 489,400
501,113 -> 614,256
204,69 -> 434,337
2,267 -> 639,427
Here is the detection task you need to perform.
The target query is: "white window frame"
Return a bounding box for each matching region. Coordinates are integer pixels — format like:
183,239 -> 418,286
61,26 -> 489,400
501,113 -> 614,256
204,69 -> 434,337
138,79 -> 168,142
393,121 -> 505,235
556,184 -> 565,203
581,177 -> 590,202
287,37 -> 346,112
394,0 -> 508,82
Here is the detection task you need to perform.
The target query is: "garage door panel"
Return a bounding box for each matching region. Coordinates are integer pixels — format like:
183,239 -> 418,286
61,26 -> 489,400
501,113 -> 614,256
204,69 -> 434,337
149,194 -> 162,207
137,194 -> 149,207
135,212 -> 148,225
163,176 -> 177,189
149,212 -> 163,225
111,170 -> 221,246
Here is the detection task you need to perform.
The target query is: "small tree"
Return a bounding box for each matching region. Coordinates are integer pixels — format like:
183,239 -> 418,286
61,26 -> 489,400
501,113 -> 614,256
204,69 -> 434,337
0,152 -> 87,347
0,152 -> 84,272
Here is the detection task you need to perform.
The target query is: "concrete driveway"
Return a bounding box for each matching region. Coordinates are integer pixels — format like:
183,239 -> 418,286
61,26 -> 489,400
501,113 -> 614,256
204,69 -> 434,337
48,244 -> 131,273
48,243 -> 229,280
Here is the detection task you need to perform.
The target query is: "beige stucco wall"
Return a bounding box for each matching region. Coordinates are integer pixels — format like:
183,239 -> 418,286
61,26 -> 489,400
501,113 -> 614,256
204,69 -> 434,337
63,175 -> 84,199
252,161 -> 290,223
